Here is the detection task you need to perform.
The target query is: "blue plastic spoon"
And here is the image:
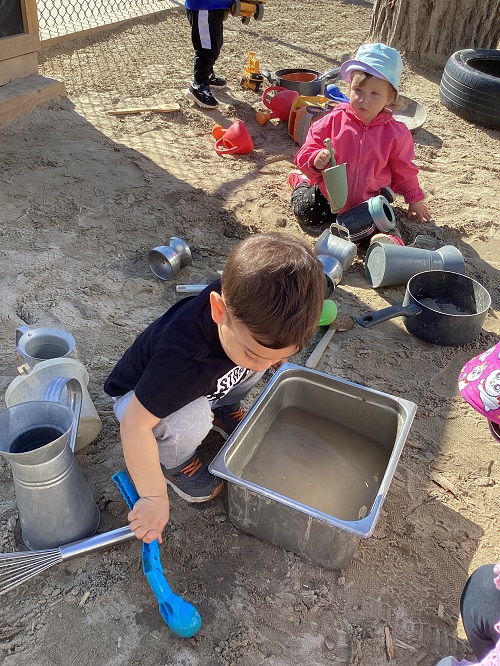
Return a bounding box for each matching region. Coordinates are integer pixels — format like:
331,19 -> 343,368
112,471 -> 202,638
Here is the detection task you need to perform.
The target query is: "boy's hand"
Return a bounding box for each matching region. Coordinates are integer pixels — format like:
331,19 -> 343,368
407,201 -> 432,223
313,149 -> 332,170
127,494 -> 170,544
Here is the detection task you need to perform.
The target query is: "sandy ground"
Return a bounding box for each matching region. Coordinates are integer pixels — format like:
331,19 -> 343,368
0,1 -> 499,664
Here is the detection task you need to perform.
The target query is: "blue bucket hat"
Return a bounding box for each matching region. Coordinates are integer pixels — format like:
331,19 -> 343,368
340,43 -> 403,92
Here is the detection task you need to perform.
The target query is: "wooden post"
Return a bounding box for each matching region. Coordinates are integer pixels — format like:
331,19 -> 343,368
0,0 -> 65,123
0,0 -> 40,86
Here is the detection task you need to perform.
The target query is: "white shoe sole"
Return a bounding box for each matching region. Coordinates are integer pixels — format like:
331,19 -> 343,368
165,477 -> 224,503
185,88 -> 218,109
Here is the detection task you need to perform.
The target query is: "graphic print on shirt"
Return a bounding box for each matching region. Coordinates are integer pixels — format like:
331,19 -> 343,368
206,366 -> 249,402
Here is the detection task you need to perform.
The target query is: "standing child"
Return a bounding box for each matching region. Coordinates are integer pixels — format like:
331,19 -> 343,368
289,43 -> 432,226
104,232 -> 325,543
185,0 -> 233,108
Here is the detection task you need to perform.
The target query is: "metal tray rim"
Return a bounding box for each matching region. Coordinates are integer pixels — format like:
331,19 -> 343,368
209,363 -> 417,538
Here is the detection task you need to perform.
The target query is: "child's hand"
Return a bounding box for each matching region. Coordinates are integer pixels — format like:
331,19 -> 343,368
313,149 -> 332,170
127,494 -> 170,544
407,201 -> 432,223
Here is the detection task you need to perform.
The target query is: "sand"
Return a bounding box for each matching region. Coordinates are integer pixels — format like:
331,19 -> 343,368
0,0 -> 499,664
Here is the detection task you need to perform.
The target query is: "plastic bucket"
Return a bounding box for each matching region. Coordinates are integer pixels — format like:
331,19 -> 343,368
5,358 -> 102,451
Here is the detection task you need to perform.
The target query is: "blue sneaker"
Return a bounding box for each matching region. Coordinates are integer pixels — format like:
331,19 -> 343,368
162,454 -> 223,503
212,403 -> 247,439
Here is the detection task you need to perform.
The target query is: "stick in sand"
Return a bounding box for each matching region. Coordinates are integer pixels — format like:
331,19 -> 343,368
108,104 -> 181,115
305,314 -> 354,369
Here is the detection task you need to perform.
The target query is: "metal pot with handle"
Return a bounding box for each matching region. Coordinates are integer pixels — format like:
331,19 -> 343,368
356,271 -> 491,346
261,67 -> 340,96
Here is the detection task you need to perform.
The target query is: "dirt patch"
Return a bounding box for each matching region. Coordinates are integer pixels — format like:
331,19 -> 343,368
0,1 -> 499,664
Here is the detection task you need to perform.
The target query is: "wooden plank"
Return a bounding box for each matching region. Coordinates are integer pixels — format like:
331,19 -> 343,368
0,52 -> 38,87
20,0 -> 39,35
305,328 -> 337,369
0,75 -> 66,123
0,33 -> 39,62
108,104 -> 180,115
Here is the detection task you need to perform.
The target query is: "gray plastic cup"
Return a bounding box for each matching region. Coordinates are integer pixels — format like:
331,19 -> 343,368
365,242 -> 466,288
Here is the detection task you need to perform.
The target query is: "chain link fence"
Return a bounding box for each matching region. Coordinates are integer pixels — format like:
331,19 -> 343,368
37,0 -> 183,42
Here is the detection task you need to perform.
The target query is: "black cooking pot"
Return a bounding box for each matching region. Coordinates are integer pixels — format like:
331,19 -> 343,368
261,67 -> 340,96
356,271 -> 491,346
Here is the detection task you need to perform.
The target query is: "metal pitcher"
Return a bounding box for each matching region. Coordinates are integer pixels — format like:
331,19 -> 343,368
0,377 -> 100,550
16,325 -> 75,368
314,223 -> 358,271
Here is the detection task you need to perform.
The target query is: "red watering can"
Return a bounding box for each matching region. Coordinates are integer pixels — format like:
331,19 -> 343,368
256,85 -> 299,125
212,120 -> 254,155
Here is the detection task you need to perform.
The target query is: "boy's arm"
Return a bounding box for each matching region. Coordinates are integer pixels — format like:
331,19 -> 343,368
120,394 -> 170,543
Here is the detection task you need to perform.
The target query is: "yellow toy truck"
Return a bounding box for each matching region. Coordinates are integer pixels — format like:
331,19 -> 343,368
230,0 -> 265,25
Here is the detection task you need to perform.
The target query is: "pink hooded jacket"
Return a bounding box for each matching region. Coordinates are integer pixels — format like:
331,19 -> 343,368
294,103 -> 424,214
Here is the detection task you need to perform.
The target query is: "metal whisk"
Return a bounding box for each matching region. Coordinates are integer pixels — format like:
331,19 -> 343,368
0,526 -> 135,595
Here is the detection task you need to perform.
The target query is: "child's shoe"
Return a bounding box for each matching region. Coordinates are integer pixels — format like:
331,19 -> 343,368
435,658 -> 476,666
162,454 -> 223,502
186,83 -> 219,109
287,171 -> 309,189
208,73 -> 227,88
212,403 -> 247,439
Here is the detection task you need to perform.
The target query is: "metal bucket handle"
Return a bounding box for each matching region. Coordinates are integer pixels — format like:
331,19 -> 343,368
330,222 -> 352,241
42,377 -> 83,452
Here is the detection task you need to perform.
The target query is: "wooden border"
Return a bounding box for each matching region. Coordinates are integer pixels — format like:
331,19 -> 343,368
0,0 -> 40,84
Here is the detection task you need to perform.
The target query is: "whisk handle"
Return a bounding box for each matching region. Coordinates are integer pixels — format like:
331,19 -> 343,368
60,526 -> 135,561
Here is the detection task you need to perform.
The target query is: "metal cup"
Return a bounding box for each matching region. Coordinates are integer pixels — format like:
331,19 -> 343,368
147,246 -> 182,280
317,254 -> 343,292
168,237 -> 192,267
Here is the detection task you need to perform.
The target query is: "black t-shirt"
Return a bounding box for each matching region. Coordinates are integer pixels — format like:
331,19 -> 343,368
104,280 -> 250,418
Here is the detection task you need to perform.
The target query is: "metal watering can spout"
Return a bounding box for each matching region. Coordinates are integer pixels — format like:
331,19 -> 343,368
0,377 -> 100,550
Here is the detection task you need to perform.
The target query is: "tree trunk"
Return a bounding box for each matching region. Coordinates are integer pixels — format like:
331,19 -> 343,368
369,0 -> 500,69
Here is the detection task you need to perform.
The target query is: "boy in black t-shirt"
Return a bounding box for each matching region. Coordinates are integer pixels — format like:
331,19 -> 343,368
104,232 -> 325,544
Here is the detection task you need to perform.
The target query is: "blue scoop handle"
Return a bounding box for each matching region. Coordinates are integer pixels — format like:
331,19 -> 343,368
112,471 -> 202,638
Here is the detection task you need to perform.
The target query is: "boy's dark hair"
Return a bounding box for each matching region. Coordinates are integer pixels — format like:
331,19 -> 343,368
221,232 -> 325,351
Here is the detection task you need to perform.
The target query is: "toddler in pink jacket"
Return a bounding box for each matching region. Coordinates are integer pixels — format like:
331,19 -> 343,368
289,43 -> 431,226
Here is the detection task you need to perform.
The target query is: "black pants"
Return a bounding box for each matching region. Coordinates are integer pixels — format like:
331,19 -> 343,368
185,9 -> 225,86
290,182 -> 337,226
460,564 -> 500,659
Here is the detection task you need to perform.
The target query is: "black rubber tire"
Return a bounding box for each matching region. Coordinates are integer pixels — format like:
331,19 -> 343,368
439,49 -> 500,130
231,0 -> 241,17
254,3 -> 264,20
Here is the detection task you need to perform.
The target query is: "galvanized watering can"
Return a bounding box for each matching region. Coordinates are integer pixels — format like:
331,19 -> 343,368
16,325 -> 75,368
0,377 -> 100,550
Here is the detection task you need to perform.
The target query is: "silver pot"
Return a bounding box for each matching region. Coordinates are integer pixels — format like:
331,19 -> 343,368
262,67 -> 340,96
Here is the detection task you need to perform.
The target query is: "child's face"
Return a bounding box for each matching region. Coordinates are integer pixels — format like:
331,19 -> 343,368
210,292 -> 298,372
349,73 -> 396,125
